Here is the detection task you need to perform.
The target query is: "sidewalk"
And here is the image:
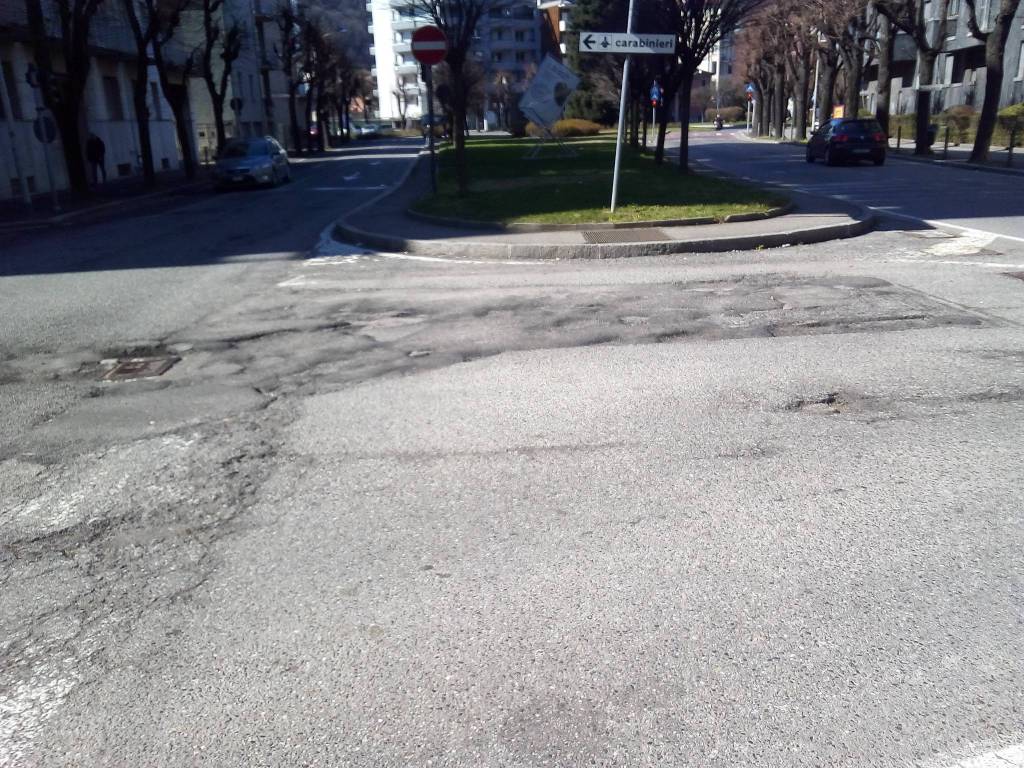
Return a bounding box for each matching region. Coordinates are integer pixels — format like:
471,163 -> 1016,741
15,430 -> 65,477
334,155 -> 875,260
0,167 -> 212,232
887,137 -> 1023,176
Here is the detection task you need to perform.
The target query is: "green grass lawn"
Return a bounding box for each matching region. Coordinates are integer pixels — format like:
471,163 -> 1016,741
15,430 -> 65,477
411,136 -> 787,226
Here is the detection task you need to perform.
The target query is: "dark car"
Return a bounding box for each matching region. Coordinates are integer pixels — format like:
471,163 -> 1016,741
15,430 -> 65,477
213,137 -> 290,188
806,118 -> 887,166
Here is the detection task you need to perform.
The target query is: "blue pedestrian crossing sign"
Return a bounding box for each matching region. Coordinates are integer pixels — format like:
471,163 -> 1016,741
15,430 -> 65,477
745,83 -> 755,94
650,81 -> 663,105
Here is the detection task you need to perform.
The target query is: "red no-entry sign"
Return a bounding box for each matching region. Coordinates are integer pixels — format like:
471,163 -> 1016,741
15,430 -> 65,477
411,26 -> 448,67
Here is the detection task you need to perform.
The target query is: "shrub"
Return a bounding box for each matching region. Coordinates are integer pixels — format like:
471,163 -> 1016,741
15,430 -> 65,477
940,105 -> 975,144
526,118 -> 603,138
998,103 -> 1024,131
703,106 -> 744,123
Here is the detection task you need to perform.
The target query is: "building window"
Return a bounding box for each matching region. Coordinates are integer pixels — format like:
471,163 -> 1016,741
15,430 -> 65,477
103,75 -> 124,121
515,51 -> 526,62
1,61 -> 23,120
492,52 -> 503,62
1017,42 -> 1024,80
948,0 -> 960,17
515,30 -> 524,42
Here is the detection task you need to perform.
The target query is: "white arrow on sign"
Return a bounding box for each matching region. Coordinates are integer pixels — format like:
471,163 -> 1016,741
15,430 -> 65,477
579,31 -> 675,55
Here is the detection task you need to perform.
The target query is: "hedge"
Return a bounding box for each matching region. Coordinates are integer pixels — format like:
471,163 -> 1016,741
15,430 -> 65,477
526,119 -> 603,138
888,108 -> 1023,147
702,106 -> 745,123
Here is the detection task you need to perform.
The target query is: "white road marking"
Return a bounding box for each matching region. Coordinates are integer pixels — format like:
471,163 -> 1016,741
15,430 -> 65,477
892,257 -> 1024,269
925,231 -> 997,256
310,186 -> 387,191
937,743 -> 1024,768
377,252 -> 541,266
343,172 -> 360,181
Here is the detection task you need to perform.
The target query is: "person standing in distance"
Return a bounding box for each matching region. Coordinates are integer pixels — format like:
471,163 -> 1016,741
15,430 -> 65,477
86,134 -> 106,185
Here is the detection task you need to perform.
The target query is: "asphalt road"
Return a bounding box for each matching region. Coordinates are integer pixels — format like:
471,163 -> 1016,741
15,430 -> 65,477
3,137 -> 1024,768
687,129 -> 1024,248
0,138 -> 421,353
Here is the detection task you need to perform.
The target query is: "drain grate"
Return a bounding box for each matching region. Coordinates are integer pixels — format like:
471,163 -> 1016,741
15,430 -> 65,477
102,356 -> 178,381
582,228 -> 671,244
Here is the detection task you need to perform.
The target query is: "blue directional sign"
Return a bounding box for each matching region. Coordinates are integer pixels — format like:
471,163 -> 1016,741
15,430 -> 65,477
745,83 -> 755,94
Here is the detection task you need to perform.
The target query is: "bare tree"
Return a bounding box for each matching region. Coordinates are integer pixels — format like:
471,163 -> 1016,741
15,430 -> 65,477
150,0 -> 199,179
965,0 -> 1024,163
872,4 -> 895,134
392,84 -> 413,128
874,0 -> 953,155
25,0 -> 105,196
407,0 -> 491,194
196,0 -> 244,151
121,0 -> 171,186
649,0 -> 766,171
274,1 -> 303,152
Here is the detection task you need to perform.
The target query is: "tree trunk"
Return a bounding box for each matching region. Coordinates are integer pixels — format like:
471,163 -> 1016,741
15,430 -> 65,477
287,82 -> 301,152
752,83 -> 765,135
914,49 -> 937,155
789,50 -> 811,140
25,0 -> 90,197
970,1 -> 1019,163
304,83 -> 315,152
816,45 -> 838,128
771,64 -> 785,138
131,65 -> 156,187
204,72 -> 228,152
167,94 -> 196,179
842,50 -> 863,117
758,78 -> 771,136
875,12 -> 894,135
677,72 -> 694,173
451,67 -> 468,194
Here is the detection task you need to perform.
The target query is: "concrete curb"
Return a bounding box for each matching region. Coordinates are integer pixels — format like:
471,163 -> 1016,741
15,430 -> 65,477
333,149 -> 875,261
334,201 -> 875,262
404,201 -> 796,233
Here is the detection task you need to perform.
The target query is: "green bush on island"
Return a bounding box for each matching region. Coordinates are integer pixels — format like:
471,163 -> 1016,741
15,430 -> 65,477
526,119 -> 604,138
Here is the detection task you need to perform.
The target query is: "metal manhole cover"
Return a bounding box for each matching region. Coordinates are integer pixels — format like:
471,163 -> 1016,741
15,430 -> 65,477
582,228 -> 671,244
102,356 -> 178,381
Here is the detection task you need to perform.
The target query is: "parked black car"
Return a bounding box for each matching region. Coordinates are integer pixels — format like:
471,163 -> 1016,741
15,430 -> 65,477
806,118 -> 887,166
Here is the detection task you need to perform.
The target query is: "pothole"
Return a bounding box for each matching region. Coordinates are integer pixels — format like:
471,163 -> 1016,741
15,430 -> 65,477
785,392 -> 846,414
101,356 -> 179,382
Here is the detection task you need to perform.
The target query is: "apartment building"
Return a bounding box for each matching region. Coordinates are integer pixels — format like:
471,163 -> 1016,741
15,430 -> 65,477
0,0 -> 184,199
864,0 -> 1024,117
367,0 -> 544,127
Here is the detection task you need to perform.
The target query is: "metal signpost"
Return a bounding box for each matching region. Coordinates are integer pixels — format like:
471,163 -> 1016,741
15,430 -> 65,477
650,80 -> 663,136
578,22 -> 674,212
411,25 -> 448,195
26,66 -> 60,213
745,83 -> 755,132
0,62 -> 31,208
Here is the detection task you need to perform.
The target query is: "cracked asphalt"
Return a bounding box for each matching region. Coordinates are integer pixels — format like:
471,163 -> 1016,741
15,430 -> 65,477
2,140 -> 1024,767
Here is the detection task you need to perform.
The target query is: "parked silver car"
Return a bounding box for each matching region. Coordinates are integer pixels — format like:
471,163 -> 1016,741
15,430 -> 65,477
213,137 -> 291,188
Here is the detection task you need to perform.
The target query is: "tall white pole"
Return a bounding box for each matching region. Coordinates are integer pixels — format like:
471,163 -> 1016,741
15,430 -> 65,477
609,0 -> 637,214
